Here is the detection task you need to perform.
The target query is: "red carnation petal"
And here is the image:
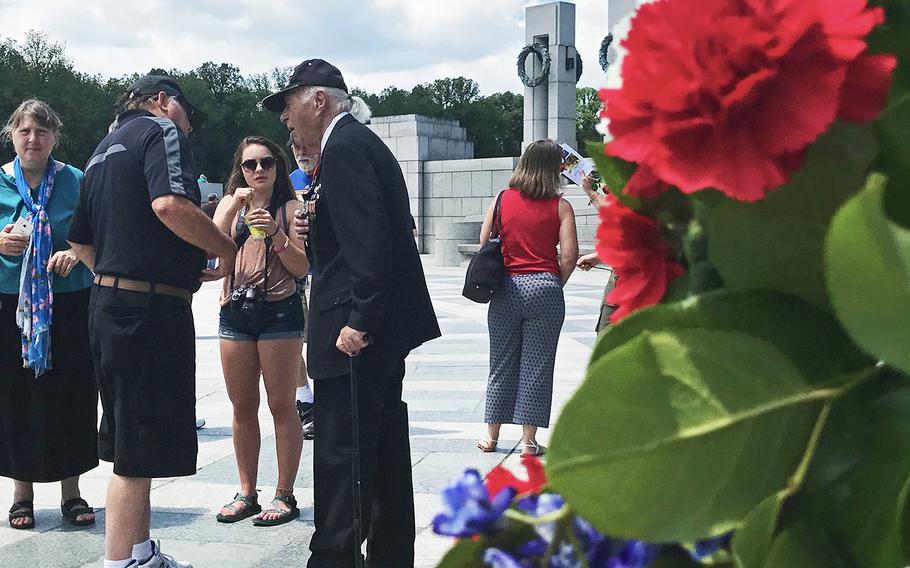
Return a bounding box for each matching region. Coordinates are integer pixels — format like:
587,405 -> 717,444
520,456 -> 547,492
838,52 -> 897,123
821,1 -> 885,61
484,458 -> 548,500
484,465 -> 521,500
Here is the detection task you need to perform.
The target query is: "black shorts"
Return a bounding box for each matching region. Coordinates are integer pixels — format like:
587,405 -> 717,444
218,294 -> 306,341
89,285 -> 197,478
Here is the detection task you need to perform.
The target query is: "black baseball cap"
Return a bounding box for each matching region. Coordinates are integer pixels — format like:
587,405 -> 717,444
262,59 -> 348,113
126,75 -> 206,128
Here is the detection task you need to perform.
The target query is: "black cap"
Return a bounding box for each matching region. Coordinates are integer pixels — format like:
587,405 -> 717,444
262,59 -> 348,113
125,74 -> 206,128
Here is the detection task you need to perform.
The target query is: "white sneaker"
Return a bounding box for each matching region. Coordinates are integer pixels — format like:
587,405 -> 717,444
137,540 -> 192,568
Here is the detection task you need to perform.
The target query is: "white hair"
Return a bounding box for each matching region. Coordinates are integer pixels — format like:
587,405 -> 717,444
296,86 -> 372,124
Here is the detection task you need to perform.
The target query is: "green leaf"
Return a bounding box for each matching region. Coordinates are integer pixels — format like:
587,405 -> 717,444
548,325 -> 857,543
875,90 -> 910,229
763,522 -> 847,568
825,173 -> 910,375
586,141 -> 641,209
884,173 -> 910,229
707,122 -> 878,308
590,290 -> 871,385
731,493 -> 783,568
663,261 -> 724,303
799,384 -> 910,568
436,539 -> 485,568
877,91 -> 910,173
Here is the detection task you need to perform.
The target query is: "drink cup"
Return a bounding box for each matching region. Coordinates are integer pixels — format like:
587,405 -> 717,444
247,221 -> 267,240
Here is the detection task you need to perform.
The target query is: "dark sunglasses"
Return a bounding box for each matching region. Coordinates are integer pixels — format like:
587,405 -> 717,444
240,156 -> 278,172
172,96 -> 204,128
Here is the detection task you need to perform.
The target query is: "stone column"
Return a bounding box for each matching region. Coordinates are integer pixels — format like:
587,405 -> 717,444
522,1 -> 578,150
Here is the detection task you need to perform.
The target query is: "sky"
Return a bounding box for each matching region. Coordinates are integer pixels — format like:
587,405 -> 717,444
0,0 -> 616,95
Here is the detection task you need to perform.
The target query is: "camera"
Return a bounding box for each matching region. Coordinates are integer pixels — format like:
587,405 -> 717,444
230,285 -> 263,316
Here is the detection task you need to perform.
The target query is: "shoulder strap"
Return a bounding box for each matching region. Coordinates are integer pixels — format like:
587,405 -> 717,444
491,190 -> 506,239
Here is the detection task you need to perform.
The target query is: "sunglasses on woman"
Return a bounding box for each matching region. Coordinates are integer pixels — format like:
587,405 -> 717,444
240,156 -> 277,172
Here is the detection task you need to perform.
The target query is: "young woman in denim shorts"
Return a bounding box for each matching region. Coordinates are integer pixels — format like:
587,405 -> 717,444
211,136 -> 309,526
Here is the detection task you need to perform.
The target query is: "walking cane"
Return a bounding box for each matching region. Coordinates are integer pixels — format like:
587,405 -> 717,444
349,352 -> 363,568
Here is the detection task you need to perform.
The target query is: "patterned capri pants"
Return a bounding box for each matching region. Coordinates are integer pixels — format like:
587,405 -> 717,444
485,272 -> 565,428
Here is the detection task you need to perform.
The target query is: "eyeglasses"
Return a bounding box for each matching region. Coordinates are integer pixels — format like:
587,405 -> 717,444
240,156 -> 278,172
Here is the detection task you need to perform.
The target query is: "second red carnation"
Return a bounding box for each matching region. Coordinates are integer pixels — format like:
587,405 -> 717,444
596,197 -> 684,323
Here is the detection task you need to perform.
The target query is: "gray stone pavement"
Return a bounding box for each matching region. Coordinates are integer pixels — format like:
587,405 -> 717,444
0,258 -> 609,567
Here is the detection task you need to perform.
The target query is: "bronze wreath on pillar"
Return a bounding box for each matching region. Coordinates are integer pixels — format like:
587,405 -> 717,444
517,43 -> 551,88
599,33 -> 614,72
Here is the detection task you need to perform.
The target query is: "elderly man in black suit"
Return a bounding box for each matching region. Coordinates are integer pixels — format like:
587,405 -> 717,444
263,60 -> 440,568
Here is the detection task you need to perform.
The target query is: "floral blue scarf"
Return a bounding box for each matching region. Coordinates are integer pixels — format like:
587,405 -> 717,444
13,156 -> 56,376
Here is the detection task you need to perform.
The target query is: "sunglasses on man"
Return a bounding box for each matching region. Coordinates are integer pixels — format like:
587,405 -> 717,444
173,96 -> 205,129
240,157 -> 278,172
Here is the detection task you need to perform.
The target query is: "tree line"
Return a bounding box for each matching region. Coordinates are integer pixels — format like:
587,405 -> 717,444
1,31 -> 603,182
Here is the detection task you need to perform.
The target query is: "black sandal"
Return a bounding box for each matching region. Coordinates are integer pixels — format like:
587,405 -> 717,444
61,497 -> 95,526
216,492 -> 261,523
252,494 -> 299,527
9,500 -> 34,530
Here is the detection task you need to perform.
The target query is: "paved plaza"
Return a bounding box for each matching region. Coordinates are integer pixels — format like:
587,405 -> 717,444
0,259 -> 609,567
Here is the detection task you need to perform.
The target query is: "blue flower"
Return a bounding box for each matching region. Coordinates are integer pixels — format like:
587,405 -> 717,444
518,493 -> 565,543
603,540 -> 660,568
483,548 -> 525,568
517,538 -> 548,558
690,532 -> 733,560
433,469 -> 516,537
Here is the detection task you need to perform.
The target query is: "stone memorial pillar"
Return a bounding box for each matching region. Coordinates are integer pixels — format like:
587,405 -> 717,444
521,1 -> 578,150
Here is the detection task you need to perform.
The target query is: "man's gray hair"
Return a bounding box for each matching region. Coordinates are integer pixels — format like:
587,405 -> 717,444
296,86 -> 372,124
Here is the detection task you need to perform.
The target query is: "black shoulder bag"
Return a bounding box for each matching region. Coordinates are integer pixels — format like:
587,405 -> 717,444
462,190 -> 506,303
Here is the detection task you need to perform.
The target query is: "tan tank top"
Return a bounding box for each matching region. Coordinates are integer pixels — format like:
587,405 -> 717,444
219,204 -> 297,306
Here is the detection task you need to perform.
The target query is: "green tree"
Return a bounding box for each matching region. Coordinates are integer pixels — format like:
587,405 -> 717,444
0,31 -> 118,168
576,87 -> 602,154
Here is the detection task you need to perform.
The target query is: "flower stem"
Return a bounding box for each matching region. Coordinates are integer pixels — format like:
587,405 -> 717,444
503,506 -> 569,526
784,365 -> 881,497
783,400 -> 832,498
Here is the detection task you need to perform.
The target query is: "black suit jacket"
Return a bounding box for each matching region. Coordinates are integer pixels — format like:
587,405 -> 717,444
306,114 -> 441,378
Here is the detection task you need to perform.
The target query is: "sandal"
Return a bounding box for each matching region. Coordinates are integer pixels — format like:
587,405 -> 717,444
476,438 -> 498,453
521,441 -> 546,457
8,500 -> 34,530
61,497 -> 95,526
252,494 -> 300,527
216,492 -> 262,523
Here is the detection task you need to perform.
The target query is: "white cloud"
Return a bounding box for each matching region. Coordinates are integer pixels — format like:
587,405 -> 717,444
1,0 -> 615,94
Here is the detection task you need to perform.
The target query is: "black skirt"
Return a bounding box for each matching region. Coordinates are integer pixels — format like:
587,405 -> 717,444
0,288 -> 98,482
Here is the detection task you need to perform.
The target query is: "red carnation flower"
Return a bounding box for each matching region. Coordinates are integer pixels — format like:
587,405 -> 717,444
601,0 -> 896,201
484,456 -> 547,500
596,197 -> 684,323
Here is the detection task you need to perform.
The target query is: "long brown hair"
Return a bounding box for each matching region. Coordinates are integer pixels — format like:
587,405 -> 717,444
508,139 -> 562,199
225,136 -> 295,211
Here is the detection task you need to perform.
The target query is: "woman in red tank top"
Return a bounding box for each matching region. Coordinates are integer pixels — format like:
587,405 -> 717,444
476,139 -> 578,457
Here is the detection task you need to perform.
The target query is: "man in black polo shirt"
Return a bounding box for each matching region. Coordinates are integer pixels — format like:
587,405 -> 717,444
67,76 -> 236,568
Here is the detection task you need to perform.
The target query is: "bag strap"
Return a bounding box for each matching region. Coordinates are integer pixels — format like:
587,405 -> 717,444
278,201 -> 289,233
491,190 -> 506,239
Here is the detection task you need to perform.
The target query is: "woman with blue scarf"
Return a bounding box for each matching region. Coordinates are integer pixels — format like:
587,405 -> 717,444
0,100 -> 98,530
